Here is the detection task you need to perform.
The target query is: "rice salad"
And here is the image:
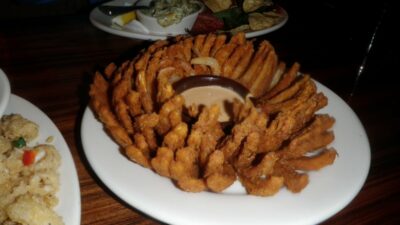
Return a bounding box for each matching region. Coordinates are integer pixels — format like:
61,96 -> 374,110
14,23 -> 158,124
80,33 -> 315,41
0,114 -> 63,225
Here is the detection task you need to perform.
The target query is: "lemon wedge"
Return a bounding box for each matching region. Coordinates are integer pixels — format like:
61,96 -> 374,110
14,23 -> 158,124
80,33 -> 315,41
112,11 -> 136,26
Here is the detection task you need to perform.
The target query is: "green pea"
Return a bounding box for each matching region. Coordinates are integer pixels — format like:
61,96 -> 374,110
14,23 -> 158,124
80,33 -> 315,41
12,137 -> 26,148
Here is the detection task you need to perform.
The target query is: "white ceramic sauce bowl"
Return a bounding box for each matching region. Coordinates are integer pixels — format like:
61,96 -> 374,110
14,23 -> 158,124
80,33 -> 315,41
135,0 -> 204,35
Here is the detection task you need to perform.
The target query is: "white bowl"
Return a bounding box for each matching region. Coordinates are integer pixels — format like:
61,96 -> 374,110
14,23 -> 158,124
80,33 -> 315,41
135,0 -> 204,35
0,68 -> 11,117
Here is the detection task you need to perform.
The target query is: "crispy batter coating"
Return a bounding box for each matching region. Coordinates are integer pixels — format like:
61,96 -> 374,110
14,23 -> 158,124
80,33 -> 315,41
191,57 -> 221,75
104,62 -> 117,79
284,148 -> 337,171
240,152 -> 279,179
250,48 -> 278,97
259,92 -> 328,153
234,131 -> 260,169
136,70 -> 154,113
231,42 -> 254,80
157,95 -> 185,135
89,32 -> 338,196
210,34 -> 227,56
260,76 -> 316,114
187,105 -> 224,167
125,90 -> 142,117
162,122 -> 188,151
156,67 -> 178,103
125,145 -> 151,168
240,175 -> 284,196
278,114 -> 335,159
200,33 -> 217,57
151,147 -> 174,177
214,43 -> 238,67
240,41 -> 271,88
273,161 -> 309,193
220,99 -> 268,162
205,151 -> 236,192
222,41 -> 251,78
261,62 -> 300,100
90,73 -> 133,147
170,146 -> 199,180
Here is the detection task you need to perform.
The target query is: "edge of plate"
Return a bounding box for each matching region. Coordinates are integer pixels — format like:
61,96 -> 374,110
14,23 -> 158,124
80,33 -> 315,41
0,68 -> 11,117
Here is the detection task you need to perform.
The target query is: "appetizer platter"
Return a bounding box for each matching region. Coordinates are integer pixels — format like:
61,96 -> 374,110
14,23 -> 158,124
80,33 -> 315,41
81,32 -> 370,224
89,0 -> 288,40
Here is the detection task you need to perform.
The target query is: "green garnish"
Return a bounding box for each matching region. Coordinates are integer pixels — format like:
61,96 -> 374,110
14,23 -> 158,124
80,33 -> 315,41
12,137 -> 26,148
214,6 -> 249,30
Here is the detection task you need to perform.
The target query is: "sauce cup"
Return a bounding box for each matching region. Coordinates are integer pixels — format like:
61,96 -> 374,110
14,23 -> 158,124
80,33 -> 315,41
173,75 -> 251,123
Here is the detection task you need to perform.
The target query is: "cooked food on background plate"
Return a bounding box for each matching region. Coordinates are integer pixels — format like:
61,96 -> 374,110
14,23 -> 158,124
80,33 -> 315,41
89,32 -> 337,196
139,0 -> 202,27
109,0 -> 286,35
193,0 -> 286,34
0,114 -> 64,225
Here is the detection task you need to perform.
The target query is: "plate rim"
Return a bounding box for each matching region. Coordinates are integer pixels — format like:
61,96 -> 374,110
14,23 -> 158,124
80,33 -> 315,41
80,79 -> 370,225
0,68 -> 11,117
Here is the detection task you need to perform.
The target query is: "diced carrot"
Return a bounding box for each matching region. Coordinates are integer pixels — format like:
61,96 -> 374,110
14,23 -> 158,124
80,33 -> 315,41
23,150 -> 37,166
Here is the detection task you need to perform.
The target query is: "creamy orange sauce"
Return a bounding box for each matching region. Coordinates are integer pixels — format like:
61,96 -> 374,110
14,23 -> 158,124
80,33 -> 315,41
180,85 -> 245,122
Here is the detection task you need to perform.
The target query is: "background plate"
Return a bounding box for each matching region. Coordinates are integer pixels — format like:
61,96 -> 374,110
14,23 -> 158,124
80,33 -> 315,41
89,0 -> 288,40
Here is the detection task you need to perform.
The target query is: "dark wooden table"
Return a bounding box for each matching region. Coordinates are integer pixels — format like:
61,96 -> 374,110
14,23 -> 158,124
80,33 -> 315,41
1,1 -> 399,224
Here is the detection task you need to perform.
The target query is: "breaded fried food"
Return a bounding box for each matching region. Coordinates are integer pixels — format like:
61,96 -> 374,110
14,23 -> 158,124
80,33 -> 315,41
273,161 -> 309,193
250,47 -> 278,97
239,40 -> 272,88
240,152 -> 279,179
240,175 -> 284,197
260,76 -> 317,114
191,57 -> 221,75
157,95 -> 185,135
89,32 -> 339,197
187,104 -> 224,166
151,147 -> 174,177
90,72 -> 132,147
125,144 -> 151,168
222,41 -> 252,78
278,114 -> 335,159
205,151 -> 236,192
170,147 -> 199,180
284,148 -> 337,171
162,122 -> 188,151
260,62 -> 300,100
259,92 -> 328,153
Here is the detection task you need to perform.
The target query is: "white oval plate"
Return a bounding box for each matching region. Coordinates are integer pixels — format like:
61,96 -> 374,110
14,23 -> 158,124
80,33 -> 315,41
5,94 -> 81,225
89,0 -> 288,41
81,81 -> 370,225
0,69 -> 11,117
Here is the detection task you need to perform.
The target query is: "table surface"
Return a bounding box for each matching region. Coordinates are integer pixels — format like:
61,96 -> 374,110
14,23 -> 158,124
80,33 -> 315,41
1,1 -> 399,224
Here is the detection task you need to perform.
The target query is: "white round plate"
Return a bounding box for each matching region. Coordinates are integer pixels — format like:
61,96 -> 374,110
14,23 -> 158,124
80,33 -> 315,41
5,94 -> 81,225
81,81 -> 370,225
0,69 -> 11,117
89,0 -> 288,41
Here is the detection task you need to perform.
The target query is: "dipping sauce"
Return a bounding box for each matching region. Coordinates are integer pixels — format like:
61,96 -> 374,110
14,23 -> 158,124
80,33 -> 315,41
180,85 -> 245,122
